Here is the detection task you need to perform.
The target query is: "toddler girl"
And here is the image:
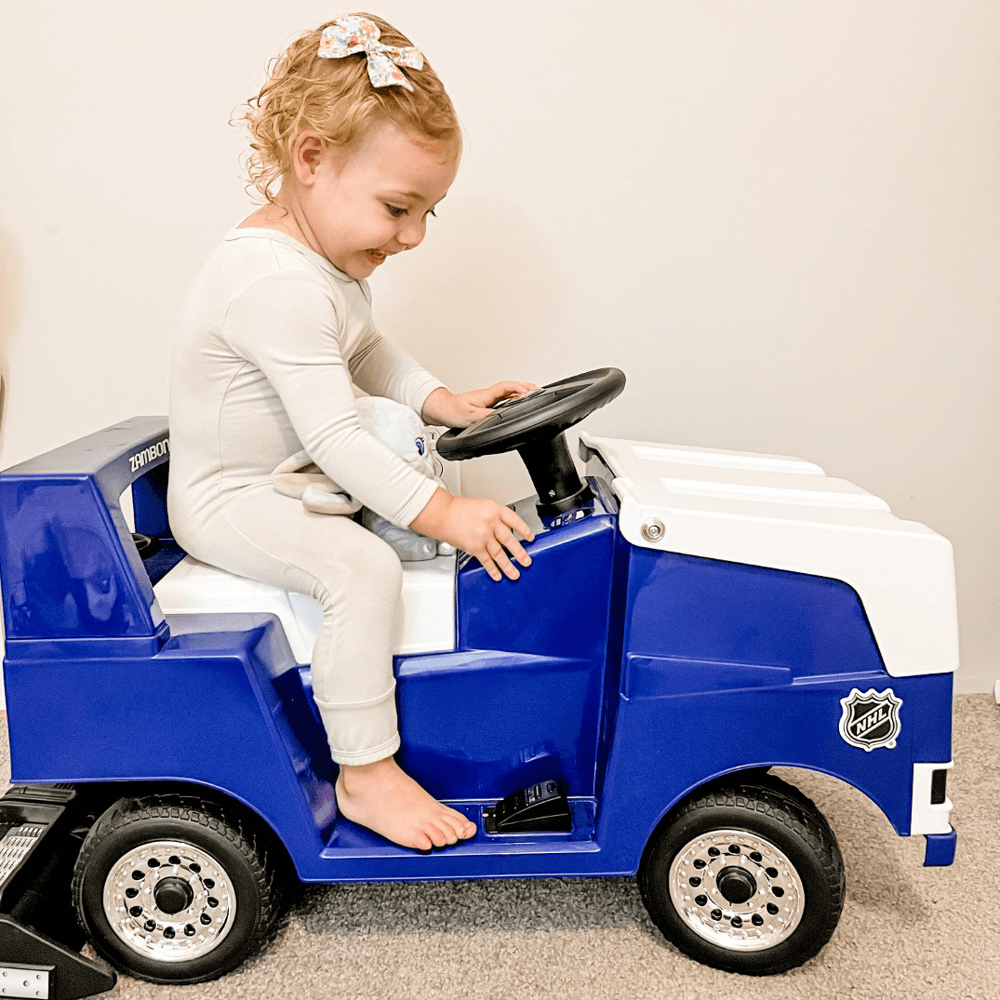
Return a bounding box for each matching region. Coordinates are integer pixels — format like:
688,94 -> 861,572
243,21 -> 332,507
167,13 -> 535,851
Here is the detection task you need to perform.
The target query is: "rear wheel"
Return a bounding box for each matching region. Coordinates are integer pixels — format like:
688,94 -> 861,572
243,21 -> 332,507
72,793 -> 284,984
638,775 -> 845,975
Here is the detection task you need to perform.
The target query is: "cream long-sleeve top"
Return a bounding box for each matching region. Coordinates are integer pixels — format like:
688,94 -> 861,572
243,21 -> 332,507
167,227 -> 445,540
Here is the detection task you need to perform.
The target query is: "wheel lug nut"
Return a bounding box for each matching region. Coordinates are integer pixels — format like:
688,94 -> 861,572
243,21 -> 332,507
144,919 -> 156,932
708,847 -> 721,857
773,886 -> 784,898
689,876 -> 701,887
710,908 -> 723,921
125,887 -> 139,899
129,906 -> 142,917
147,858 -> 160,868
767,902 -> 779,915
731,916 -> 743,928
752,914 -> 764,926
695,895 -> 708,906
750,852 -> 763,863
131,870 -> 144,881
200,913 -> 212,925
728,844 -> 741,854
693,859 -> 707,869
184,924 -> 196,937
765,867 -> 779,879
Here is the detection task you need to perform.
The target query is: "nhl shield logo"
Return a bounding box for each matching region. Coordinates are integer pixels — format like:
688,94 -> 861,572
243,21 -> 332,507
838,687 -> 903,751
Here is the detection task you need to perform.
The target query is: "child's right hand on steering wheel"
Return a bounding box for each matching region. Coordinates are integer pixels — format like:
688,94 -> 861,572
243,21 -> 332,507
410,489 -> 534,581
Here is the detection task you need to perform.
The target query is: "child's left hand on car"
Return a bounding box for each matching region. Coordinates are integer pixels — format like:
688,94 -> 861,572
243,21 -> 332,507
421,381 -> 538,428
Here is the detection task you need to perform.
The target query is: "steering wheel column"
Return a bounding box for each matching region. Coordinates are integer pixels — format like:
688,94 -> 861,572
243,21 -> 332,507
517,432 -> 593,517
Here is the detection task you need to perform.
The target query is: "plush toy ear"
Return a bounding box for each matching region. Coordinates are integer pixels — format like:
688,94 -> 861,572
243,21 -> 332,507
271,450 -> 360,514
301,488 -> 361,516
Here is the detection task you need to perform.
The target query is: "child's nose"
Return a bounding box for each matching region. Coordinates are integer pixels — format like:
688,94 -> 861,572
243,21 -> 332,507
397,216 -> 427,250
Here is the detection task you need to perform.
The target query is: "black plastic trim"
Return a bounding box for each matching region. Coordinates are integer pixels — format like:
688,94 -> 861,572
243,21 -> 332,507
930,769 -> 948,806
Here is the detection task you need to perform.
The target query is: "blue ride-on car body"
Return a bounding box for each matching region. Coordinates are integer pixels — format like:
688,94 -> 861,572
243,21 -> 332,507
0,369 -> 958,995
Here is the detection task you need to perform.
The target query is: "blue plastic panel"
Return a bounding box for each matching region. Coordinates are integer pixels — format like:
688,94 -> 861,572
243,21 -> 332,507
395,650 -> 602,800
4,613 -> 337,875
0,478 -> 159,640
624,548 -> 886,676
587,541 -> 956,870
598,668 -> 953,865
457,504 -> 617,661
924,830 -> 957,867
446,495 -> 618,800
0,418 -> 170,642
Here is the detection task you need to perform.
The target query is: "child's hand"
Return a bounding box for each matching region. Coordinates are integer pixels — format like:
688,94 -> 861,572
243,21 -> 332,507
410,489 -> 534,582
421,382 -> 538,428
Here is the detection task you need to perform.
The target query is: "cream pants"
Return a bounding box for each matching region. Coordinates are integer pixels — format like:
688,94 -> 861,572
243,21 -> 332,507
185,485 -> 403,766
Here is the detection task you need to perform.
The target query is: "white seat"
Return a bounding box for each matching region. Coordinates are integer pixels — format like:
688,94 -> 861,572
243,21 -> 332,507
153,553 -> 457,663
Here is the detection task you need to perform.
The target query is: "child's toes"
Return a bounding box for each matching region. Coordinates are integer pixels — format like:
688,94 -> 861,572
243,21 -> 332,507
441,808 -> 476,841
426,822 -> 454,848
410,829 -> 434,851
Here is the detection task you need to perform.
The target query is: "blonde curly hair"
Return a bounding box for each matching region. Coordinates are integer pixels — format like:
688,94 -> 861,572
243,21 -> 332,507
236,13 -> 461,205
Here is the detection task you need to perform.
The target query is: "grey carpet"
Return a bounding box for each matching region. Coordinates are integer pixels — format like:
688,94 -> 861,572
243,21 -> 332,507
2,695 -> 998,1000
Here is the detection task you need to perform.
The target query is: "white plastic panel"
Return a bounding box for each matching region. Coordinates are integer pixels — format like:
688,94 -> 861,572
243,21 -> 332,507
154,553 -> 456,663
582,433 -> 960,678
655,472 -> 890,511
626,440 -> 825,476
911,761 -> 954,835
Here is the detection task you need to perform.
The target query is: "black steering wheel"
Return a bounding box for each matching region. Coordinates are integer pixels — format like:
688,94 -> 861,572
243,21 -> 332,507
437,367 -> 625,516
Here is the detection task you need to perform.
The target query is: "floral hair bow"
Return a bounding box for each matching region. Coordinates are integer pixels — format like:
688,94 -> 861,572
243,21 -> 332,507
318,15 -> 424,92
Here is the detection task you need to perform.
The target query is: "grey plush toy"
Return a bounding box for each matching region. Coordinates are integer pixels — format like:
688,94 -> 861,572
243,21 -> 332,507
270,396 -> 453,561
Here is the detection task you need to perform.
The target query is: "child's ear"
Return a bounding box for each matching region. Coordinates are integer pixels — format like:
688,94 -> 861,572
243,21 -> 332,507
292,132 -> 326,184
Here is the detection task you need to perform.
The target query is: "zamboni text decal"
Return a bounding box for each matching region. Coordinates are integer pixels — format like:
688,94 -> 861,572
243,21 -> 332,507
838,687 -> 903,752
130,438 -> 170,474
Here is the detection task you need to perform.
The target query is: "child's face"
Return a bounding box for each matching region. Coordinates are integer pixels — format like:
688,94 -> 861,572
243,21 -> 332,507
299,122 -> 458,280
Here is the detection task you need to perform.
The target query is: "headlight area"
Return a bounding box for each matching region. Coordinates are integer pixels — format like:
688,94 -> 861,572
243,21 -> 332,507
911,761 -> 956,866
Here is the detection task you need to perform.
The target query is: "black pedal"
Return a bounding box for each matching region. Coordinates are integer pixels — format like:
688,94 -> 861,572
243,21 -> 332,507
484,780 -> 571,833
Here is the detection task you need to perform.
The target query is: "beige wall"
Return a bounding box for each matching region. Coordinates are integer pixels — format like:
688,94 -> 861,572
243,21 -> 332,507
0,1 -> 996,694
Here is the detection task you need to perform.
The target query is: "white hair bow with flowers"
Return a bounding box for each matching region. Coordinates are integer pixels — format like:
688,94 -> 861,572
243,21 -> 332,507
318,15 -> 424,92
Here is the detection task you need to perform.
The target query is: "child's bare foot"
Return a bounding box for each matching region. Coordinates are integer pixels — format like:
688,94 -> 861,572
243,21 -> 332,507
335,757 -> 477,850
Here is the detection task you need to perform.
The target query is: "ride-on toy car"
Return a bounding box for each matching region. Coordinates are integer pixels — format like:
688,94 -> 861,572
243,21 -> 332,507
0,369 -> 958,996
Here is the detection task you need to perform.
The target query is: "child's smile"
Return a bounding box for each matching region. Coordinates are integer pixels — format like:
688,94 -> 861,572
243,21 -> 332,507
365,247 -> 396,267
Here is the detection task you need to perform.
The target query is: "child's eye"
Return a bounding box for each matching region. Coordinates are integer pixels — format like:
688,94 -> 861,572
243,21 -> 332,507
386,204 -> 406,218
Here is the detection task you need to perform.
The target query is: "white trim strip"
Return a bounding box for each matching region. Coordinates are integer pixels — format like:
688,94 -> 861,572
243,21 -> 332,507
911,761 -> 954,836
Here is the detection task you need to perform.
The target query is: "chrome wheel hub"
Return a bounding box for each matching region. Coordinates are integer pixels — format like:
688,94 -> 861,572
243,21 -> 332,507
668,828 -> 804,951
103,840 -> 235,961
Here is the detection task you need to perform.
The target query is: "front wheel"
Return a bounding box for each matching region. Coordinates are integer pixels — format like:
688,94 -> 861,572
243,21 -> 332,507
638,775 -> 846,975
71,793 -> 284,984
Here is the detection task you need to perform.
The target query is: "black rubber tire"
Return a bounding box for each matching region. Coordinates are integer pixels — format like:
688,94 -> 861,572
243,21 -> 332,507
638,775 -> 846,975
71,793 -> 283,984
